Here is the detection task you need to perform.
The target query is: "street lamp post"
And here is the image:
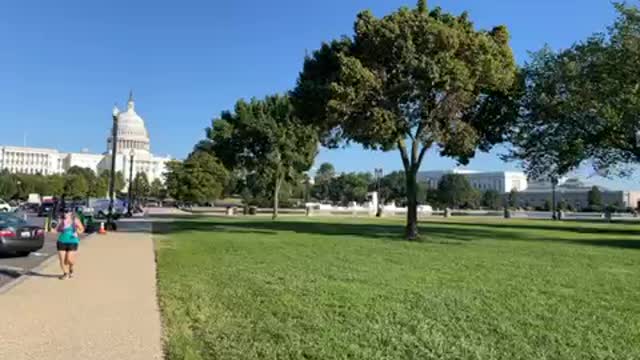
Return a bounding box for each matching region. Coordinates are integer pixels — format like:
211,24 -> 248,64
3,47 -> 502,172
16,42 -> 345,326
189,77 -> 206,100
551,177 -> 558,221
106,105 -> 119,231
127,149 -> 135,217
374,168 -> 383,217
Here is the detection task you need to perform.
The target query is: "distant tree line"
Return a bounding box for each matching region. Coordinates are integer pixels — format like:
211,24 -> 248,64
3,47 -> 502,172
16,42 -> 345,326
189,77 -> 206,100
0,166 -> 166,203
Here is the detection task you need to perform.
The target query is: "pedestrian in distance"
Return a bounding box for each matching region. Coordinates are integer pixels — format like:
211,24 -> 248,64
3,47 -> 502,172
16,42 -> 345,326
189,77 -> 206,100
55,208 -> 84,280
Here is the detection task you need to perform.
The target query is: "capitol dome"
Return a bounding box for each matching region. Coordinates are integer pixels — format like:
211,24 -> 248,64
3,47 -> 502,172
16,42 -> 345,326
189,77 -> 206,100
107,92 -> 151,154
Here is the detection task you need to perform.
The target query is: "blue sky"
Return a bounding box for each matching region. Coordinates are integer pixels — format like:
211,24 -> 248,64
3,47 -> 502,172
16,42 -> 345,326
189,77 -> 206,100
1,0 -> 636,189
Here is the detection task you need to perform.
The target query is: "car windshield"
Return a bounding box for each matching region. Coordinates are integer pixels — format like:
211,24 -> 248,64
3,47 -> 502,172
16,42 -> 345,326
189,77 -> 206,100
0,213 -> 27,228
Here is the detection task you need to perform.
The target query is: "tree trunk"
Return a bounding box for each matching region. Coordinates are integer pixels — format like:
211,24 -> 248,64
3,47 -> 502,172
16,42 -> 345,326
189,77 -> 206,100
404,167 -> 419,240
398,138 -> 429,240
272,175 -> 282,220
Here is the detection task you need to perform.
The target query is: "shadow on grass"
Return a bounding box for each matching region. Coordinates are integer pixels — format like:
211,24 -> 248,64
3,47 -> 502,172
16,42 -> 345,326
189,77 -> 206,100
151,217 -> 640,250
425,220 -> 640,237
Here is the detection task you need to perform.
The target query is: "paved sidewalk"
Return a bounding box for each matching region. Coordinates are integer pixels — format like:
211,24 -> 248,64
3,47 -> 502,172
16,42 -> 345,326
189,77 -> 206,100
0,224 -> 163,360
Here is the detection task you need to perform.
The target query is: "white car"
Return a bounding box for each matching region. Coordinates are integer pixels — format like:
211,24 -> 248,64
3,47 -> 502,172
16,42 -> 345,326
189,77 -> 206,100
0,199 -> 13,212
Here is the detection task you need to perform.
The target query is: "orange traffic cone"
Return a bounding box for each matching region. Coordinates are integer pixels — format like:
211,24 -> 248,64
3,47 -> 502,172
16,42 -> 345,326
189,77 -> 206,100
98,222 -> 107,235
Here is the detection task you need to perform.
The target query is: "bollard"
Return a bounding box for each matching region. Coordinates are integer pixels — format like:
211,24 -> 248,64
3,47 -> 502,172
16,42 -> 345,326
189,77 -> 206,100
604,209 -> 612,222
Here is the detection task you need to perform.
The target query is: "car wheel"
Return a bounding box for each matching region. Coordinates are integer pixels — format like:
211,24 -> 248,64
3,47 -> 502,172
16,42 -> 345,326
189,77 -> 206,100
16,251 -> 31,257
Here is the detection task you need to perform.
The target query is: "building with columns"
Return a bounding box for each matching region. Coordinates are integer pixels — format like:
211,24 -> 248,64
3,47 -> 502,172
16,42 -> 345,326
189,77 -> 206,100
418,169 -> 528,193
0,93 -> 172,189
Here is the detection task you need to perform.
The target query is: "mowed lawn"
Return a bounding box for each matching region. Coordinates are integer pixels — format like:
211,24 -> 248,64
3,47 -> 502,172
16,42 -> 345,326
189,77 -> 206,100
154,217 -> 640,360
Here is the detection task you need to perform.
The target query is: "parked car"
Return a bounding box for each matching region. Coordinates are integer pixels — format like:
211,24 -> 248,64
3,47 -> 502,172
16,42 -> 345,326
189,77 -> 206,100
37,201 -> 56,217
0,213 -> 45,256
91,199 -> 126,219
0,198 -> 14,212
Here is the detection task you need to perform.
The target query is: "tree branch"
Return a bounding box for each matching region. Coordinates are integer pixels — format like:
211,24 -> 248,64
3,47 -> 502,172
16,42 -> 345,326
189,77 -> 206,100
414,121 -> 426,143
397,140 -> 410,171
416,144 -> 429,171
411,138 -> 419,166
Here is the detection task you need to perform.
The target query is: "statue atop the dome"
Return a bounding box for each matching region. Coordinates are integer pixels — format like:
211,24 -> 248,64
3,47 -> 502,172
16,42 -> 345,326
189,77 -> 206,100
127,90 -> 135,111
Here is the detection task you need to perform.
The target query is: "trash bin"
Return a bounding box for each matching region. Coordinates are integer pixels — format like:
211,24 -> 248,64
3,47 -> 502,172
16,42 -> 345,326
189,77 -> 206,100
248,206 -> 257,215
84,215 -> 95,233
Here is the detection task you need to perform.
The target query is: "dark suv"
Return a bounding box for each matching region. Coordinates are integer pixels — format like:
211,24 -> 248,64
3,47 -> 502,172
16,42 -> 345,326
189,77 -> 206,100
37,202 -> 55,217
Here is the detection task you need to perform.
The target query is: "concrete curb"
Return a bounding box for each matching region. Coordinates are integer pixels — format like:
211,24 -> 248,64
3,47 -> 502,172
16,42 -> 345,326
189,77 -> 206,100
0,232 -> 99,295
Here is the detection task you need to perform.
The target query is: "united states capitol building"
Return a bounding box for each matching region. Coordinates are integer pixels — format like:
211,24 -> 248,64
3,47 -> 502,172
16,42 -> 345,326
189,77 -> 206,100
0,93 -> 171,185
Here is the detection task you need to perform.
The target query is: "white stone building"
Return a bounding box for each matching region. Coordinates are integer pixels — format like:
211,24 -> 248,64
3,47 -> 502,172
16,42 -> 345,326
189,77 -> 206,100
418,169 -> 528,193
518,177 -> 640,210
0,146 -> 65,175
0,93 -> 172,189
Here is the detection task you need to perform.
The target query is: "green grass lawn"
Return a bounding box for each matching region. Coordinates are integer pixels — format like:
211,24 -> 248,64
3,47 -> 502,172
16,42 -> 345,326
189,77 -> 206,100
154,216 -> 640,360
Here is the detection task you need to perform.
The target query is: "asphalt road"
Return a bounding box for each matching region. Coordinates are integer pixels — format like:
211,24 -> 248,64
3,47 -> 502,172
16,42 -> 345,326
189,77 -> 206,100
0,212 -> 58,288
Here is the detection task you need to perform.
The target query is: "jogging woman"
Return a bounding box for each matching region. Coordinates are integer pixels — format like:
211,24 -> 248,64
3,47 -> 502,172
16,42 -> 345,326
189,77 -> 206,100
56,209 -> 84,280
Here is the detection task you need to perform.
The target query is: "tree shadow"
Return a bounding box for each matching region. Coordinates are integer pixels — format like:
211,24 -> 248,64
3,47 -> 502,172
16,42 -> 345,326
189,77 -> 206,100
24,271 -> 60,278
0,268 -> 61,279
424,220 -> 640,237
151,218 -> 640,250
152,221 -> 278,236
0,253 -> 21,259
0,268 -> 21,279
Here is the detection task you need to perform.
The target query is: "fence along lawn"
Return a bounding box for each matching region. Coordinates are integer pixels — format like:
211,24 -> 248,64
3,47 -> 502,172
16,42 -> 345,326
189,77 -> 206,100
155,217 -> 640,360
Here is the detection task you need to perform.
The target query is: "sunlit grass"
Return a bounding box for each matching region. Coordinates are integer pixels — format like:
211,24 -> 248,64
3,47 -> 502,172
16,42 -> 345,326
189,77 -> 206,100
155,216 -> 640,360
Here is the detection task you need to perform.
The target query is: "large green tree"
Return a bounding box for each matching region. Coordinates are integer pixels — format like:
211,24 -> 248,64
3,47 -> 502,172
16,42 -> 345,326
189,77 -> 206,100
328,172 -> 372,206
164,160 -> 185,202
0,172 -> 17,199
67,166 -> 106,198
481,189 -> 502,210
581,4 -> 640,172
165,152 -> 227,205
505,47 -> 587,219
63,174 -> 89,200
377,171 -> 407,205
199,95 -> 317,219
92,176 -> 109,198
292,2 -> 517,238
507,4 -> 640,205
436,174 -> 478,209
150,178 -> 167,201
133,172 -> 151,202
47,175 -> 65,197
99,170 -> 125,195
587,186 -> 603,209
375,171 -> 429,206
312,162 -> 336,201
